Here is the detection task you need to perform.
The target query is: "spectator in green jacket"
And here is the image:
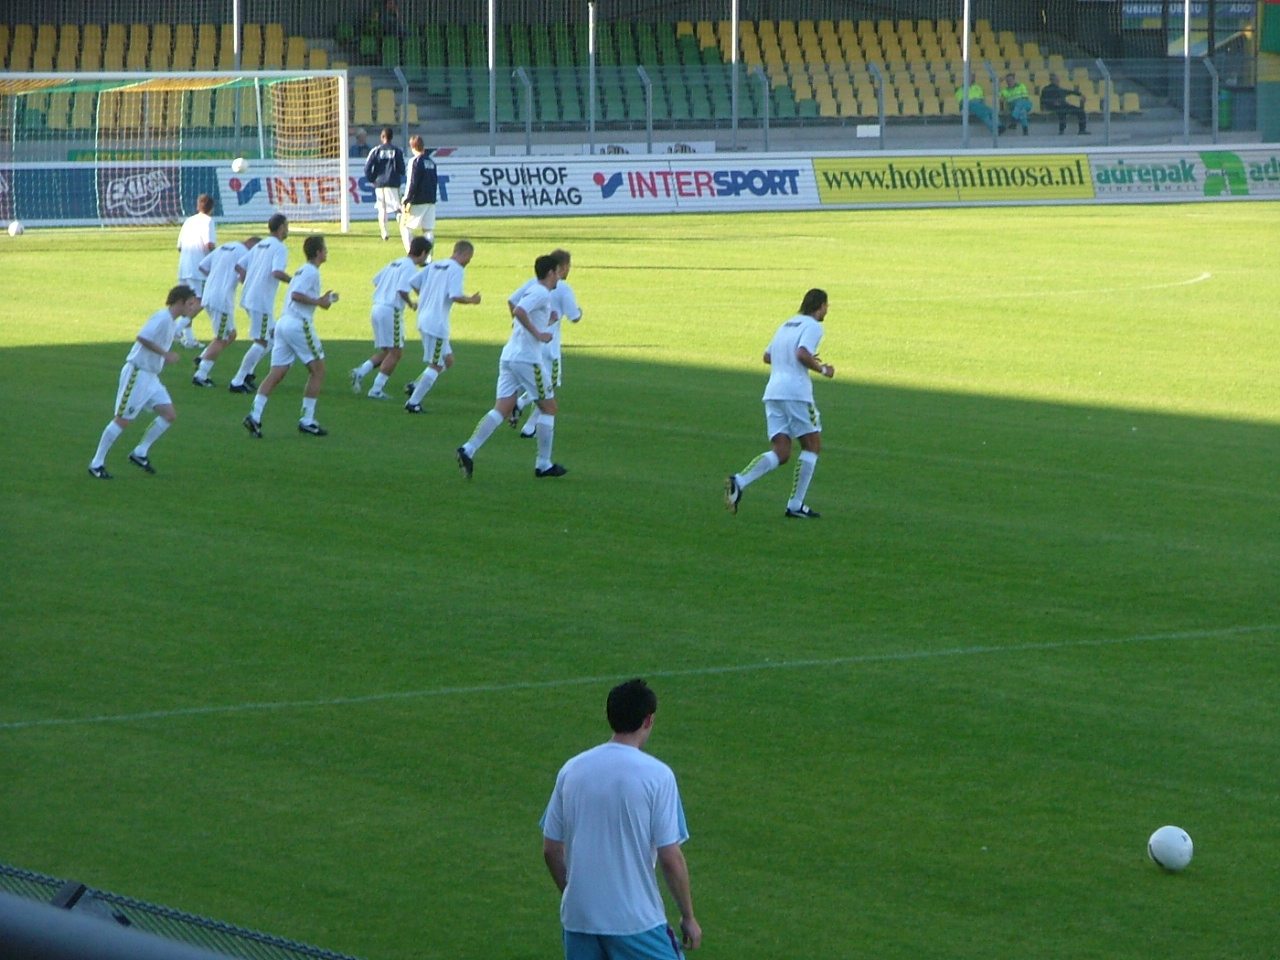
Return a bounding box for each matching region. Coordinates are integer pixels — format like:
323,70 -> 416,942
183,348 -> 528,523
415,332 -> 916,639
1000,73 -> 1034,135
955,81 -> 999,134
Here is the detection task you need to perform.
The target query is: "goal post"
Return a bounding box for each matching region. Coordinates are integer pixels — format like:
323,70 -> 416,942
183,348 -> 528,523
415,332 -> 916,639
0,70 -> 349,230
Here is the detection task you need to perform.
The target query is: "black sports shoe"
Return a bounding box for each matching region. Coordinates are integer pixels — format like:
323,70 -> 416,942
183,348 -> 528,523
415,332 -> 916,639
298,421 -> 328,436
127,452 -> 155,474
785,505 -> 821,519
456,446 -> 474,479
192,356 -> 201,368
192,376 -> 216,388
244,372 -> 257,386
88,465 -> 112,479
242,415 -> 262,438
229,381 -> 253,394
535,463 -> 567,478
724,475 -> 742,514
404,382 -> 416,397
404,402 -> 424,414
507,405 -> 522,428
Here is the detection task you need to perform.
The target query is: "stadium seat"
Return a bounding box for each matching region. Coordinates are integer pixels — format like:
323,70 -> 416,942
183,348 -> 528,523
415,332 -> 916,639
1121,91 -> 1142,114
353,76 -> 375,125
219,24 -> 235,69
264,26 -> 285,69
81,24 -> 102,71
125,24 -> 148,71
152,24 -> 172,71
310,48 -> 328,69
71,91 -> 96,128
375,87 -> 397,125
188,90 -> 212,128
56,24 -> 79,71
286,36 -> 307,69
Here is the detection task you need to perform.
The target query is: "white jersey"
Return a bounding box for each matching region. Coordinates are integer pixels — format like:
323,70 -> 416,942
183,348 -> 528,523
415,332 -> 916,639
281,262 -> 321,321
240,236 -> 289,313
125,308 -> 177,374
176,212 -> 215,280
412,258 -> 466,339
541,742 -> 689,936
501,282 -> 556,364
762,314 -> 825,403
198,241 -> 250,314
509,278 -> 580,359
371,256 -> 419,309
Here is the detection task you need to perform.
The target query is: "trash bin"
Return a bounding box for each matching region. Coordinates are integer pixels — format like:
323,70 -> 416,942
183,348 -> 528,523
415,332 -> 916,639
1218,88 -> 1233,130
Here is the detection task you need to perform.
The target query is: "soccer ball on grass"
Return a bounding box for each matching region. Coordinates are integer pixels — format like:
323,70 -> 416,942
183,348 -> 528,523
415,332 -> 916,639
231,157 -> 250,174
7,221 -> 24,237
1147,825 -> 1193,871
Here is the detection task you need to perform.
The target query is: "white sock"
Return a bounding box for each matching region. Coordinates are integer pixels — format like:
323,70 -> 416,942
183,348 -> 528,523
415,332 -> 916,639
133,417 -> 170,457
408,366 -> 440,404
355,360 -> 376,378
787,451 -> 819,511
515,390 -> 531,414
301,397 -> 317,424
378,210 -> 389,239
521,405 -> 542,437
535,414 -> 555,470
400,222 -> 412,252
197,359 -> 215,379
91,421 -> 123,468
232,342 -> 267,385
463,409 -> 503,456
251,394 -> 268,421
371,372 -> 390,393
738,450 -> 780,488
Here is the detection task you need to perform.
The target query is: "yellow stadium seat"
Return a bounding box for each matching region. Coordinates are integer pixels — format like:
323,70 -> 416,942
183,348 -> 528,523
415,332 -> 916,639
9,26 -> 33,72
172,41 -> 193,71
375,88 -> 397,125
286,36 -> 307,69
45,92 -> 70,128
213,89 -> 236,127
70,92 -> 95,129
189,90 -> 212,127
309,48 -> 328,69
263,31 -> 284,69
152,24 -> 172,70
0,25 -> 8,69
102,26 -> 125,71
56,24 -> 79,71
219,24 -> 235,69
1121,91 -> 1141,114
126,24 -> 149,71
36,24 -> 57,58
676,21 -> 693,36
194,25 -> 216,69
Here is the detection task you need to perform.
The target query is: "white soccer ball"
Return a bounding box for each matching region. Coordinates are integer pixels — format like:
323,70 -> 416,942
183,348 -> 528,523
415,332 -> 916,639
231,157 -> 250,174
7,221 -> 24,237
1148,825 -> 1193,871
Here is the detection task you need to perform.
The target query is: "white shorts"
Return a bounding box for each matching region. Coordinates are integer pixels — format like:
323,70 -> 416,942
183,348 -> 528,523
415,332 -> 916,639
179,276 -> 206,298
420,333 -> 451,366
272,314 -> 324,367
374,186 -> 400,216
206,302 -> 236,340
371,303 -> 405,350
765,399 -> 821,440
113,363 -> 171,421
404,203 -> 436,231
496,359 -> 553,402
243,307 -> 276,342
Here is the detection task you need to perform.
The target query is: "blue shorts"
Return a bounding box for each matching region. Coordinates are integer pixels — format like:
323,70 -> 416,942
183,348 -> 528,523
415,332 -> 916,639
563,924 -> 684,960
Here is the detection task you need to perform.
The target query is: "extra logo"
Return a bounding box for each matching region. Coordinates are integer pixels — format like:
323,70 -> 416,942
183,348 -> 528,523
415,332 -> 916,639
592,168 -> 802,201
230,176 -> 263,205
103,170 -> 172,217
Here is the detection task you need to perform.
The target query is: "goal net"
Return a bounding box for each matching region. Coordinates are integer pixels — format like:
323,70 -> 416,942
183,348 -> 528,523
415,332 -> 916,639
0,69 -> 348,228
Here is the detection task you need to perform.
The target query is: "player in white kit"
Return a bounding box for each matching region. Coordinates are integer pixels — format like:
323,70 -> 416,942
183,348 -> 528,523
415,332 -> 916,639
88,285 -> 202,478
725,288 -> 834,519
192,236 -> 259,387
242,235 -> 338,438
350,236 -> 432,399
175,194 -> 216,348
229,214 -> 290,393
510,248 -> 582,437
456,254 -> 563,479
403,239 -> 482,413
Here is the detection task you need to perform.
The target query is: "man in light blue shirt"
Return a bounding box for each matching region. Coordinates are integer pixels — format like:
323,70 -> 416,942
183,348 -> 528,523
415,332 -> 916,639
542,679 -> 702,960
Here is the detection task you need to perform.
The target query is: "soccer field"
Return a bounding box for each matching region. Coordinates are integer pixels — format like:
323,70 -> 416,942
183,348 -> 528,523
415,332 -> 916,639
2,202 -> 1278,960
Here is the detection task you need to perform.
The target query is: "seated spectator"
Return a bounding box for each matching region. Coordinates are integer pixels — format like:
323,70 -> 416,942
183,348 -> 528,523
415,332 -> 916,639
955,81 -> 1000,134
349,127 -> 370,159
1000,73 -> 1034,135
1039,74 -> 1090,135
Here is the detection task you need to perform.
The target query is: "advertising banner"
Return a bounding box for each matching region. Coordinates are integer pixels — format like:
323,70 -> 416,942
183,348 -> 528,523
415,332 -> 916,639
814,154 -> 1095,204
1088,149 -> 1280,198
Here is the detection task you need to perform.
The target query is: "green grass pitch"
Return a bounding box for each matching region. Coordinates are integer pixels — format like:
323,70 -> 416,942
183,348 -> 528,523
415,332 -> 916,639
1,202 -> 1278,960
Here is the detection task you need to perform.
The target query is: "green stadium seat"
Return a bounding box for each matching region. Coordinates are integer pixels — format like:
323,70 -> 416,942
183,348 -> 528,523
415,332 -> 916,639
382,35 -> 400,67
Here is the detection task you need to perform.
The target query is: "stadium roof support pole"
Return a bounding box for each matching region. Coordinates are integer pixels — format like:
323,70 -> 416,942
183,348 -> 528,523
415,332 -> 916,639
1204,56 -> 1220,144
983,60 -> 999,147
730,0 -> 739,150
395,66 -> 409,148
1096,57 -> 1113,145
961,0 -> 971,148
232,0 -> 241,73
254,78 -> 266,162
638,65 -> 653,153
753,65 -> 769,151
516,67 -> 533,154
589,2 -> 597,155
488,0 -> 496,156
1182,0 -> 1192,143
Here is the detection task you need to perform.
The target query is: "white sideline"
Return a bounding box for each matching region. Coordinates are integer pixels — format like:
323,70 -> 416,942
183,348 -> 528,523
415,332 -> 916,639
1,622 -> 1273,732
875,270 -> 1212,302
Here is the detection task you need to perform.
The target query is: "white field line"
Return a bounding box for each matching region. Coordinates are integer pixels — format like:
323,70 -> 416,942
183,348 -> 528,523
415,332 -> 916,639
1,623 -> 1274,733
869,271 -> 1212,303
